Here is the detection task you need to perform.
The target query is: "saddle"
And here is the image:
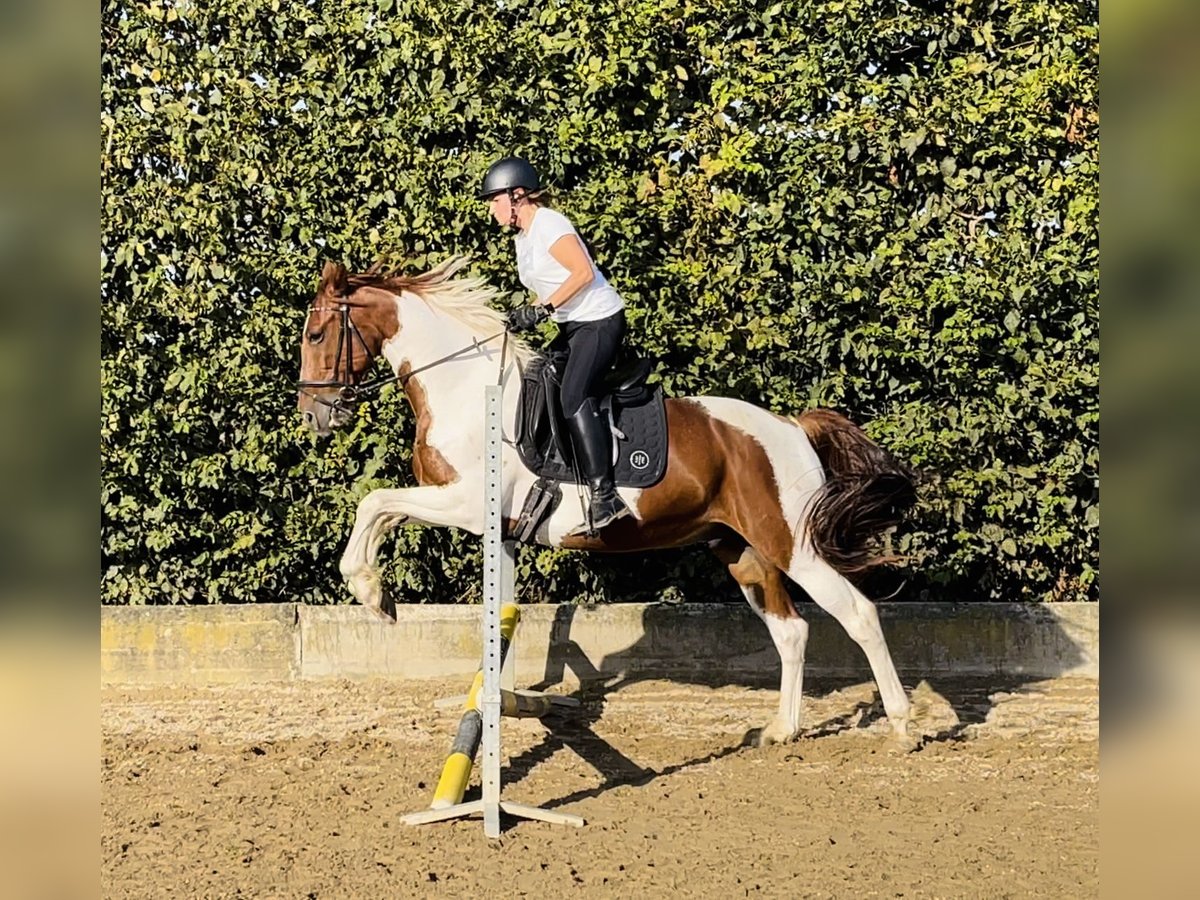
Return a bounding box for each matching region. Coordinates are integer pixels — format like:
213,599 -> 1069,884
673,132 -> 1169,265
511,353 -> 668,542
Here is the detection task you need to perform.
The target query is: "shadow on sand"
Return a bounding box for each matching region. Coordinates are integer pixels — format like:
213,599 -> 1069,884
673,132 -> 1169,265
461,599 -> 1090,809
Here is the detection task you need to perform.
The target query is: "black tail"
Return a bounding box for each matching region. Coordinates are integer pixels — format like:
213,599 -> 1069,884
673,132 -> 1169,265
795,409 -> 917,576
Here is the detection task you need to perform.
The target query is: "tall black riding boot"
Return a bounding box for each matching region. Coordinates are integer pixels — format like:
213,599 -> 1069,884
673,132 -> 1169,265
565,398 -> 630,535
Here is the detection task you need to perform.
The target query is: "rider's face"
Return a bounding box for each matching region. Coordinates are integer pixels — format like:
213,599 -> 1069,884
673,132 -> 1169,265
488,193 -> 511,226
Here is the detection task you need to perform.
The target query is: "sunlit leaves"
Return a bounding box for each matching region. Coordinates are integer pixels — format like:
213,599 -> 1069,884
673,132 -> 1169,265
102,0 -> 1097,606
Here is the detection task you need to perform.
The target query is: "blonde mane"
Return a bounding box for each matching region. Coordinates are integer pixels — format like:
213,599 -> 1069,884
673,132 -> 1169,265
348,256 -> 534,365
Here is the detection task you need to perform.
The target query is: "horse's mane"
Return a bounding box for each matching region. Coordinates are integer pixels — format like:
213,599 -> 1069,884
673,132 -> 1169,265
347,256 -> 534,364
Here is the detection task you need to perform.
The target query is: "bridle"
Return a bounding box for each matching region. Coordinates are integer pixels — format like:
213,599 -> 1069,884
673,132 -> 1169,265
296,302 -> 372,409
296,300 -> 509,413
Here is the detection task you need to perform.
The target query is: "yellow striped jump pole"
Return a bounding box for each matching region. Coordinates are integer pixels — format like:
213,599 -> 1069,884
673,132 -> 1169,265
401,383 -> 582,837
430,602 -> 521,809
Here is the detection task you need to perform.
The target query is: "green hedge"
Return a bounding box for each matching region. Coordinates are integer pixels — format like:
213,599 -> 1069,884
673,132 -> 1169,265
101,0 -> 1098,605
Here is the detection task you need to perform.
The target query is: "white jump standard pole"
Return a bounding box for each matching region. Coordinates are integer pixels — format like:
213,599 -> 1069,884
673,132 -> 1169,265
401,384 -> 584,838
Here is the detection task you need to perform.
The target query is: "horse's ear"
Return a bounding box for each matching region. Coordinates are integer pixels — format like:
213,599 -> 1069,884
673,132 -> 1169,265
319,260 -> 348,295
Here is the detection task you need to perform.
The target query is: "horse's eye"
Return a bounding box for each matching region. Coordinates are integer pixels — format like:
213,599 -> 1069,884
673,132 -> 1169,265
307,330 -> 324,344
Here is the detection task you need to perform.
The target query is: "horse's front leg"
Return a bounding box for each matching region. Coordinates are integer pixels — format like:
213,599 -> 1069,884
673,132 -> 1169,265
340,484 -> 483,616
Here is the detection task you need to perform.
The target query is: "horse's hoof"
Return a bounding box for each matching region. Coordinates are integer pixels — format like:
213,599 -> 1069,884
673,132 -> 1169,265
887,731 -> 921,755
755,721 -> 798,748
884,713 -> 920,753
367,593 -> 396,624
346,570 -> 384,613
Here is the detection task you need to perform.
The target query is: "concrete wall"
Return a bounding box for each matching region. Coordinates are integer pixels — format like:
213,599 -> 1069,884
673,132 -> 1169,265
100,602 -> 1097,685
101,604 -> 300,683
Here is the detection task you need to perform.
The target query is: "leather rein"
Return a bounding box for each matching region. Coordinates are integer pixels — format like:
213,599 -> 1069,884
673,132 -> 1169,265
296,301 -> 508,411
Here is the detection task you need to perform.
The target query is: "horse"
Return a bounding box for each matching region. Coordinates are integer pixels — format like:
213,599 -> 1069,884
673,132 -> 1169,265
297,256 -> 918,745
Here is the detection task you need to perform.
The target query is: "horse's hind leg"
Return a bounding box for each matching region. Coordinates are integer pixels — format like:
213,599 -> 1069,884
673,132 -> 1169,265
711,538 -> 809,746
786,555 -> 911,737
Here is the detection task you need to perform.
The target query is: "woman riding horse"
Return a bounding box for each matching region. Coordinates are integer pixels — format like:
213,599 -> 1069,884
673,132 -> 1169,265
478,156 -> 630,534
296,254 -> 918,747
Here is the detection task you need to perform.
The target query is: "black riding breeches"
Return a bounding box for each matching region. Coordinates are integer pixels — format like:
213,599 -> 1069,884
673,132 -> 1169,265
550,309 -> 626,418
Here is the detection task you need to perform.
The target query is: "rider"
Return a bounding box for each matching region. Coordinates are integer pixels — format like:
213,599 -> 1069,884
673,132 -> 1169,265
478,155 -> 630,533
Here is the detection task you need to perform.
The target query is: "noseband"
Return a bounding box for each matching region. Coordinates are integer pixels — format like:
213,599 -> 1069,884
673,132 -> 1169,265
296,302 -> 375,411
296,301 -> 509,412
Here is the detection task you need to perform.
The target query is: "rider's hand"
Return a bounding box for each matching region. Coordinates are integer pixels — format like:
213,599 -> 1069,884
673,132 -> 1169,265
506,304 -> 551,334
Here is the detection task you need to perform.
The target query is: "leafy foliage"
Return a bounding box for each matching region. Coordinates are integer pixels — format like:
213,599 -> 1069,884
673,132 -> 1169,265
101,0 -> 1098,604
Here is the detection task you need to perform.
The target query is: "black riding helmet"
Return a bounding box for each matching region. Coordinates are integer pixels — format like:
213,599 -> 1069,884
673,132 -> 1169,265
477,156 -> 541,200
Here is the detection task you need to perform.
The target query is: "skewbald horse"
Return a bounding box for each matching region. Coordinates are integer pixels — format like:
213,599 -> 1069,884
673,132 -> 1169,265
297,257 -> 918,745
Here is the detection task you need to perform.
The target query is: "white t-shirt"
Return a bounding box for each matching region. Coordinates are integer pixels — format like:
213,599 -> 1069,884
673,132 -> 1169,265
514,207 -> 624,323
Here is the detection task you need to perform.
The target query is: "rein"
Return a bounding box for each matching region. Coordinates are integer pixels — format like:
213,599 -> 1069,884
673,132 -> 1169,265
297,301 -> 509,410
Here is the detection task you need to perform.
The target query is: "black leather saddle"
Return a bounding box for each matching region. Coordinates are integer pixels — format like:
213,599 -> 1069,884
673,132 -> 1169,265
513,353 -> 668,491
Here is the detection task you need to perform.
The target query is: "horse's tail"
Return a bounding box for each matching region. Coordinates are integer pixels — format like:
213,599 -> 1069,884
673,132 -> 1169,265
793,408 -> 917,576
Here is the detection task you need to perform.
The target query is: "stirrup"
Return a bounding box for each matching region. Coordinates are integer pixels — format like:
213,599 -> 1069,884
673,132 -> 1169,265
569,494 -> 630,537
590,502 -> 631,532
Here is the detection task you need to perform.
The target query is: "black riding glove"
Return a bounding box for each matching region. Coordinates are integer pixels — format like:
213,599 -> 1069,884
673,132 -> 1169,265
507,304 -> 551,334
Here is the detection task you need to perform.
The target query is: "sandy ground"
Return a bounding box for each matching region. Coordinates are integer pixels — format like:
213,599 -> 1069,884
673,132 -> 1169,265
102,674 -> 1098,898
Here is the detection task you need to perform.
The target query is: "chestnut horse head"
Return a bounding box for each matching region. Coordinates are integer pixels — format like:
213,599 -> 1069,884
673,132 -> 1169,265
296,260 -> 390,434
296,256 -> 918,747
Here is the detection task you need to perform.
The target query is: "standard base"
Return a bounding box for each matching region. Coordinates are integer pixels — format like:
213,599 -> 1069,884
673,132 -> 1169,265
401,799 -> 585,836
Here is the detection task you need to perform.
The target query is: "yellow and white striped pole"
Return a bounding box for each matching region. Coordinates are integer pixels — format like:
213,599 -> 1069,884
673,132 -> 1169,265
430,602 -> 521,809
401,384 -> 582,836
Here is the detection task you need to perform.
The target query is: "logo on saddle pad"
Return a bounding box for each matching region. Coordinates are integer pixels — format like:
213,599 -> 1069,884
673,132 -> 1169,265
629,449 -> 650,470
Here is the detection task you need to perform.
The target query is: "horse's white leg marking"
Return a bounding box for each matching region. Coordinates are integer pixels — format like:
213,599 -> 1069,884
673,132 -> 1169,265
339,484 -> 481,610
787,557 -> 911,735
759,613 -> 810,746
715,540 -> 810,746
